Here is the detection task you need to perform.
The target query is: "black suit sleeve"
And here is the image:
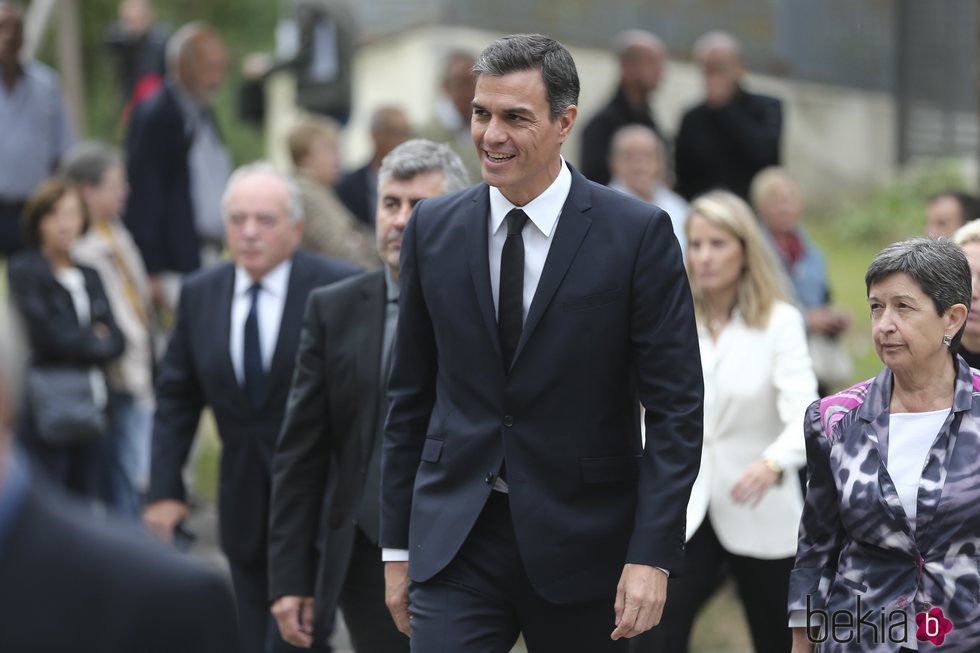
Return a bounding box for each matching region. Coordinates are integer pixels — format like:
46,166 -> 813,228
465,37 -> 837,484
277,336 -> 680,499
579,115 -> 613,186
147,283 -> 206,504
713,94 -> 782,170
629,210 -> 704,573
380,206 -> 438,550
268,292 -> 334,600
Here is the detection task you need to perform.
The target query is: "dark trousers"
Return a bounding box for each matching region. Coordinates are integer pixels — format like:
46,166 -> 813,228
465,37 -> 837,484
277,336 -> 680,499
0,201 -> 26,258
409,491 -> 629,653
629,520 -> 794,653
229,559 -> 330,653
337,529 -> 409,652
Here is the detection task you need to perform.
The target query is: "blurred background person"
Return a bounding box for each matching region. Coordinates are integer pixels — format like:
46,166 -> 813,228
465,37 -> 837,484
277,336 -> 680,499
287,115 -> 378,267
953,220 -> 980,367
418,50 -> 480,179
925,190 -> 980,240
104,0 -> 170,112
789,239 -> 980,652
633,191 -> 816,653
0,305 -> 242,653
336,105 -> 411,227
608,124 -> 688,257
674,31 -> 781,202
7,178 -> 124,499
581,30 -> 666,186
752,166 -> 851,393
0,0 -> 74,258
62,141 -> 156,524
123,22 -> 231,314
143,163 -> 357,653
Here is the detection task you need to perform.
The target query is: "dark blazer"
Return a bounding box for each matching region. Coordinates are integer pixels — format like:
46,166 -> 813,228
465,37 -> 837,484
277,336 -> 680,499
0,468 -> 240,653
381,165 -> 704,603
7,248 -> 125,367
335,163 -> 374,227
674,88 -> 782,201
789,358 -> 980,652
269,269 -> 388,637
123,82 -> 201,274
580,85 -> 663,186
148,250 -> 358,566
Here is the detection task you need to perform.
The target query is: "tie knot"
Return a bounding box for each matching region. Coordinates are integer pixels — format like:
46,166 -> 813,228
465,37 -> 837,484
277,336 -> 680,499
248,283 -> 262,303
506,209 -> 529,236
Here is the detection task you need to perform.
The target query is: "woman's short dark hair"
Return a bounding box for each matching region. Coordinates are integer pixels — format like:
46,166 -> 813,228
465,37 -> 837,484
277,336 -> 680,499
865,238 -> 972,350
21,177 -> 89,248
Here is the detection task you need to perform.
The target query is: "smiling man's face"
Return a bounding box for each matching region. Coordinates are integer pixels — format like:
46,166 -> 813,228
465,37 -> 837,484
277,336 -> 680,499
470,68 -> 575,206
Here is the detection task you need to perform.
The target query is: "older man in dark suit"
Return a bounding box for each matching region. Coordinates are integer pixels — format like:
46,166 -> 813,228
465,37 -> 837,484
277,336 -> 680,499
0,308 -> 241,653
144,163 -> 358,653
268,139 -> 469,652
381,34 -> 704,652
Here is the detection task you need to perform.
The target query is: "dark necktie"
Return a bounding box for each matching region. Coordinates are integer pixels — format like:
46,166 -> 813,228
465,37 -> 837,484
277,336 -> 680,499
243,283 -> 265,407
499,208 -> 529,370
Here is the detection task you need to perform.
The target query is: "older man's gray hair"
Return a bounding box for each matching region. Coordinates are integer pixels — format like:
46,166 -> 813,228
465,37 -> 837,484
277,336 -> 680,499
222,161 -> 304,224
472,33 -> 579,121
865,238 -> 972,350
377,139 -> 470,195
60,141 -> 122,187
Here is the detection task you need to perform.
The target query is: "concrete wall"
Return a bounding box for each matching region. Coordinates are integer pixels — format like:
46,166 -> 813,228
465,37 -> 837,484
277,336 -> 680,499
269,24 -> 898,205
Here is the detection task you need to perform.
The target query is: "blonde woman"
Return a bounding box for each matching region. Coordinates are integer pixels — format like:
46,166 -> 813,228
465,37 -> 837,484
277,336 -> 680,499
632,191 -> 818,653
953,220 -> 980,367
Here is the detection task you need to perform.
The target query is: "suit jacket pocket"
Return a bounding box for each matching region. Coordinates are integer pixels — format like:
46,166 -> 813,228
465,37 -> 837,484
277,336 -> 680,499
420,437 -> 444,463
563,289 -> 622,313
580,454 -> 642,483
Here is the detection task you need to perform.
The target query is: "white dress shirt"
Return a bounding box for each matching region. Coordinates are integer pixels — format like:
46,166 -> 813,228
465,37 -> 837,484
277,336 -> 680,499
229,259 -> 292,386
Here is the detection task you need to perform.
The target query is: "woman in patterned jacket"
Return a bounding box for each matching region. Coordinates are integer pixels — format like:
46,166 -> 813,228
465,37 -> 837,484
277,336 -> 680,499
789,238 -> 980,652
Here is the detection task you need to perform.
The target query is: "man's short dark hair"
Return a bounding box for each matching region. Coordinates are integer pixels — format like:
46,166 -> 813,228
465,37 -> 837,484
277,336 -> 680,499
472,33 -> 579,121
929,190 -> 980,227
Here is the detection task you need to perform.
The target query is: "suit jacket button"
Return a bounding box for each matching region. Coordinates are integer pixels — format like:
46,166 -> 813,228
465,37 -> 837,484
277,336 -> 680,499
503,415 -> 514,427
484,473 -> 494,484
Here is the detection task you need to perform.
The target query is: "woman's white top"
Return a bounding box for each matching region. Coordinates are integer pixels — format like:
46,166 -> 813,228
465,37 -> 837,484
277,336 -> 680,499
888,410 -> 948,528
687,301 -> 818,559
54,267 -> 107,410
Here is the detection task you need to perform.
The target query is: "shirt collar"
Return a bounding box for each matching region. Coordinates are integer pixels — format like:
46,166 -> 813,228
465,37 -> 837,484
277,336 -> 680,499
384,266 -> 399,303
488,157 -> 571,238
234,257 -> 293,298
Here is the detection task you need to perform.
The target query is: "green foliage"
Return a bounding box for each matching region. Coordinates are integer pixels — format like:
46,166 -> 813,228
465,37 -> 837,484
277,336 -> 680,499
828,161 -> 967,246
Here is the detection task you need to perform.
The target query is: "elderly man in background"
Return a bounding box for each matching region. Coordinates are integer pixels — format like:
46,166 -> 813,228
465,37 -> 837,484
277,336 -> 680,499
124,21 -> 232,311
144,163 -> 358,653
0,307 -> 241,653
0,0 -> 74,257
419,50 -> 480,179
674,31 -> 781,202
336,105 -> 412,227
924,190 -> 980,240
287,115 -> 379,268
269,139 -> 469,652
580,30 -> 666,186
608,124 -> 688,257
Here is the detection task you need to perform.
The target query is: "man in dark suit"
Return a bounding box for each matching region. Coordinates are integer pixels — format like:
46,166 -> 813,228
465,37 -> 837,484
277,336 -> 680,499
335,106 -> 411,227
382,34 -> 704,652
674,31 -> 782,202
123,22 -> 231,310
144,163 -> 358,653
268,139 -> 469,651
0,307 -> 241,653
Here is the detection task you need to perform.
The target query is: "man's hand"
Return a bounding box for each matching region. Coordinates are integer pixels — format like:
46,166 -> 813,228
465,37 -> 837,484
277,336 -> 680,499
271,595 -> 315,648
143,499 -> 190,543
611,563 -> 668,640
791,626 -> 814,653
384,561 -> 412,636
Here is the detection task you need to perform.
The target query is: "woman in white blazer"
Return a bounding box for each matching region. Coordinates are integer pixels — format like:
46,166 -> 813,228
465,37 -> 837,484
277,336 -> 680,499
631,191 -> 818,653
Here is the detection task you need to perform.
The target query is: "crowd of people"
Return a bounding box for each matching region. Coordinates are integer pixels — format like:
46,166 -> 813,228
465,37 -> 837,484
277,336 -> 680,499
2,1 -> 980,652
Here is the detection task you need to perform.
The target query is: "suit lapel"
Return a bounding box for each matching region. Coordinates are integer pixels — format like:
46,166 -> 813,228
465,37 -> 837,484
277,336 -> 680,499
262,255 -> 309,409
465,187 -> 503,360
512,173 -> 592,365
353,272 -> 387,461
214,265 -> 247,407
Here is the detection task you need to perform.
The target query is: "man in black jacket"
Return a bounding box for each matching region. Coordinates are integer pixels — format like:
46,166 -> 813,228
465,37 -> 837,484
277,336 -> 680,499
674,31 -> 782,202
268,140 -> 469,651
144,163 -> 358,653
0,307 -> 241,653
